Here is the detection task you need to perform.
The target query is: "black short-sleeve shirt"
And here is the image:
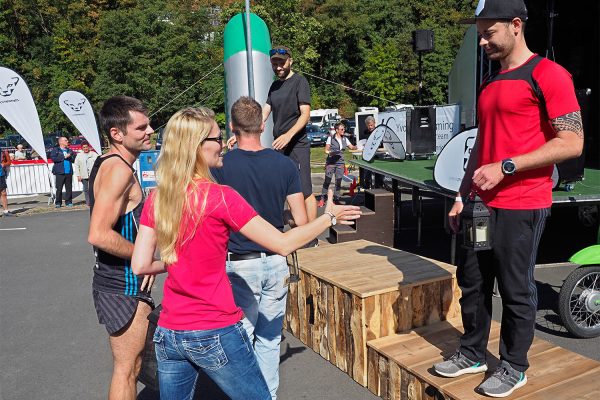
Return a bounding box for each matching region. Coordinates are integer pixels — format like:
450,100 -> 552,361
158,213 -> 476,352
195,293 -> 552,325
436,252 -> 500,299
266,73 -> 311,148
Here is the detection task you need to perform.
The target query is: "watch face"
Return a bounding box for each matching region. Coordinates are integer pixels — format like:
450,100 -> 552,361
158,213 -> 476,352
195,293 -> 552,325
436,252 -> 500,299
503,160 -> 516,174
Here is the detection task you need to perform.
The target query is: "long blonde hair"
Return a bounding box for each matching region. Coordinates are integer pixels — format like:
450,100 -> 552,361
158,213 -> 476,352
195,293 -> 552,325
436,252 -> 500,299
154,107 -> 216,264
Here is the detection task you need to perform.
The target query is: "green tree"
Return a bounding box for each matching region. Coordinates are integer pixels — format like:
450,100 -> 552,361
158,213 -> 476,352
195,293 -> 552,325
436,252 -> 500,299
355,40 -> 407,108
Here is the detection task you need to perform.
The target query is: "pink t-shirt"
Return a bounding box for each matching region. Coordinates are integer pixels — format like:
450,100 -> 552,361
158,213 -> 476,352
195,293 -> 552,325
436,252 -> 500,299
140,180 -> 257,330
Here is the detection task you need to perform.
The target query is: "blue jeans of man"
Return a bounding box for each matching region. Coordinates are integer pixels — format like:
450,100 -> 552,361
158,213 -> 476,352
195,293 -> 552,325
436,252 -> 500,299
153,322 -> 270,400
226,253 -> 289,400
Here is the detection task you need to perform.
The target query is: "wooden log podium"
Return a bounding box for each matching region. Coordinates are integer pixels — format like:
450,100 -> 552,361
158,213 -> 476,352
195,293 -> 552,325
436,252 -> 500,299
285,240 -> 461,386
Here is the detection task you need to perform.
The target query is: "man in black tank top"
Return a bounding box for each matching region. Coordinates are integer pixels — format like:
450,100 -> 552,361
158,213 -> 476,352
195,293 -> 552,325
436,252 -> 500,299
88,96 -> 155,400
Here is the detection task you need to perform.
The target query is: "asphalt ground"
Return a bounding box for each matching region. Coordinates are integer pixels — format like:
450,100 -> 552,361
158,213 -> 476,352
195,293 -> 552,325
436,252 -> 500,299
1,175 -> 599,400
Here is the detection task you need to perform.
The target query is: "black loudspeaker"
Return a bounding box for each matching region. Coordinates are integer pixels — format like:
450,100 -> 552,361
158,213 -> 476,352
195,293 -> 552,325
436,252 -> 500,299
413,30 -> 435,53
556,88 -> 590,184
406,107 -> 436,157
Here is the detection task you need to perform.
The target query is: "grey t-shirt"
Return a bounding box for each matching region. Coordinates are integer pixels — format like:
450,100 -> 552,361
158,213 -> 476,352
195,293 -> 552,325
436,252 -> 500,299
266,73 -> 311,149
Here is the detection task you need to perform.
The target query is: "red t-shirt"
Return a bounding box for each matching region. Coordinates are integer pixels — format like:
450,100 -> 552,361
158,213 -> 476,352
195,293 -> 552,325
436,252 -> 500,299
140,180 -> 257,330
477,54 -> 580,209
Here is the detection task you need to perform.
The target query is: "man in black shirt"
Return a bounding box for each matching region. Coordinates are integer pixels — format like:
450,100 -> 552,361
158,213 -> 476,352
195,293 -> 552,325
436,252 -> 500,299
263,45 -> 316,223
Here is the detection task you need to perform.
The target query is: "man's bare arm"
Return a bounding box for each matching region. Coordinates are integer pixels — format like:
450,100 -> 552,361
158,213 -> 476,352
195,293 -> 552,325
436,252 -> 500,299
473,111 -> 584,191
88,160 -> 136,259
286,104 -> 310,138
512,111 -> 584,171
262,103 -> 272,123
287,192 -> 308,227
272,104 -> 311,150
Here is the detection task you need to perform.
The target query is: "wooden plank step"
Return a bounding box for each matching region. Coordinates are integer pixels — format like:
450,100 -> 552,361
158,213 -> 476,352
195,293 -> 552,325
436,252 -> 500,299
358,205 -> 376,216
367,318 -> 600,399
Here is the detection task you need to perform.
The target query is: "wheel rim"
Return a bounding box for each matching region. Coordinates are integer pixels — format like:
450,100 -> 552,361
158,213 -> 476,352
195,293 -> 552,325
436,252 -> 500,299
569,271 -> 600,331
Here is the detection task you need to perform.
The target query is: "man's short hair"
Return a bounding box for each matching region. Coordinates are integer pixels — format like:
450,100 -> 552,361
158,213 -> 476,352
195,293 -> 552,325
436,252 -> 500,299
99,96 -> 148,144
230,96 -> 262,135
365,116 -> 376,124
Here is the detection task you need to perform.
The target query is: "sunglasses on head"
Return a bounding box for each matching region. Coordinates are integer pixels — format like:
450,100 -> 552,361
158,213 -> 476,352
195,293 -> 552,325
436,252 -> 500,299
269,48 -> 289,56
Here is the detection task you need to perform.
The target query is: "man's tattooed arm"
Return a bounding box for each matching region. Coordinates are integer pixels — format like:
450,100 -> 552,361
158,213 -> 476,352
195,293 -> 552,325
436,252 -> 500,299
551,111 -> 584,139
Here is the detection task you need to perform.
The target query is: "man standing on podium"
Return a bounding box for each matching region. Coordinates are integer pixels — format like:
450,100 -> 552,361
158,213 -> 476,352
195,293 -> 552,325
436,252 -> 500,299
433,0 -> 583,397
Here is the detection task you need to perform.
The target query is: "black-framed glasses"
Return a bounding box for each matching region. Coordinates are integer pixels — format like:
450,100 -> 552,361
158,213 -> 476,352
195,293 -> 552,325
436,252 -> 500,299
269,48 -> 289,56
203,137 -> 223,146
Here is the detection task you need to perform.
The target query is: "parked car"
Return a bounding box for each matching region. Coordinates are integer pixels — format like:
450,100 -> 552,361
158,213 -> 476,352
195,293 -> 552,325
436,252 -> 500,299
6,134 -> 22,145
44,136 -> 58,157
0,138 -> 14,151
321,120 -> 338,136
306,124 -> 329,146
342,119 -> 357,145
155,128 -> 164,150
68,136 -> 86,152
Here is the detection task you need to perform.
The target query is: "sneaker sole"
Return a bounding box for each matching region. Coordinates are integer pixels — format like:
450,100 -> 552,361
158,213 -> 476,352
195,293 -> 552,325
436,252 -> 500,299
435,364 -> 488,378
480,374 -> 527,398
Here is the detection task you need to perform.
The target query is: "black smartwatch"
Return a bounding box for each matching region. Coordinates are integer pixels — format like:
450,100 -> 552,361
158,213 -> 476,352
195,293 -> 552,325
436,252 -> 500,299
501,158 -> 516,176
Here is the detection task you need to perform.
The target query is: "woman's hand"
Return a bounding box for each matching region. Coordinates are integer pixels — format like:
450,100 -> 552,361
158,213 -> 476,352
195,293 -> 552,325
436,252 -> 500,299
324,189 -> 362,225
226,136 -> 237,149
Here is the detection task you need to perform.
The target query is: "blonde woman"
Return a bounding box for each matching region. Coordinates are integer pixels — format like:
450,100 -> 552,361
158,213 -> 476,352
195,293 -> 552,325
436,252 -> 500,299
131,107 -> 361,399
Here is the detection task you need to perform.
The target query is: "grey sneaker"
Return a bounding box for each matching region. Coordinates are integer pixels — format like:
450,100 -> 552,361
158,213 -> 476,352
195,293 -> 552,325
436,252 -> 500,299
434,351 -> 488,377
477,360 -> 527,398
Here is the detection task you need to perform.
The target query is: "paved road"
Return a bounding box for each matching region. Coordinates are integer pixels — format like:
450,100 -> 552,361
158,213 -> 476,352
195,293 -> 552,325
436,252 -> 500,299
1,192 -> 598,400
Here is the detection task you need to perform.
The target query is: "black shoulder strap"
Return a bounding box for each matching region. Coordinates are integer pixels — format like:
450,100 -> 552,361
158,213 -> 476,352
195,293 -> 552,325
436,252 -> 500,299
479,55 -> 548,117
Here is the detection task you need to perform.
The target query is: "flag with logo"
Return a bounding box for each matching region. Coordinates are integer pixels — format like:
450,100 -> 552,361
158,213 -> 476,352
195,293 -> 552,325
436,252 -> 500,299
0,67 -> 47,162
59,91 -> 102,153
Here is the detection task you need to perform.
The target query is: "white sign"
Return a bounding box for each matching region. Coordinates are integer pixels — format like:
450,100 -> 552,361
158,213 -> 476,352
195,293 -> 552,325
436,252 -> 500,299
0,67 -> 47,162
362,125 -> 386,162
435,104 -> 461,153
378,111 -> 408,147
434,127 -> 478,192
59,91 -> 102,153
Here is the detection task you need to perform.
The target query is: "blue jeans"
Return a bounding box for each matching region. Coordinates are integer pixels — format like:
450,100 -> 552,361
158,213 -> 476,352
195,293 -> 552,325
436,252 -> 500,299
226,254 -> 289,400
153,322 -> 270,400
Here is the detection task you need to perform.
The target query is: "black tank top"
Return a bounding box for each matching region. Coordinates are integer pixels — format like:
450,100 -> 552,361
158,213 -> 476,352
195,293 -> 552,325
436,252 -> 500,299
88,154 -> 150,298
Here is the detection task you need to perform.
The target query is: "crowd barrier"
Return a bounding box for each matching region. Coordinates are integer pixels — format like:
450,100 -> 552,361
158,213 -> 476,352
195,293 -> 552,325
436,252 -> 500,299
5,159 -> 142,197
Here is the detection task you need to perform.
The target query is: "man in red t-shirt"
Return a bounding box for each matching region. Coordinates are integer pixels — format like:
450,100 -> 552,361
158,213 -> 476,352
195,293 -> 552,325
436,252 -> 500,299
433,0 -> 584,397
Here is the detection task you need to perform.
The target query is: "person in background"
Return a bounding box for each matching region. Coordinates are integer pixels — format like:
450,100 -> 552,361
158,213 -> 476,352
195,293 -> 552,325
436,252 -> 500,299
50,137 -> 74,208
319,121 -> 357,206
0,149 -> 13,216
131,107 -> 361,400
433,0 -> 583,397
360,116 -> 377,188
73,141 -> 99,206
13,144 -> 26,160
362,116 -> 376,140
212,96 -> 308,399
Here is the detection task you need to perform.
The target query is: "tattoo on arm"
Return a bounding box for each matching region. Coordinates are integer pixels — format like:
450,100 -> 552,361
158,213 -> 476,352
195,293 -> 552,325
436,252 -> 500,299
551,111 -> 584,139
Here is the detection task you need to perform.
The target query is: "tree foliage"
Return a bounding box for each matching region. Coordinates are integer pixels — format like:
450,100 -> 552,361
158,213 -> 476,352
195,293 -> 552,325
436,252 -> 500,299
1,0 -> 473,135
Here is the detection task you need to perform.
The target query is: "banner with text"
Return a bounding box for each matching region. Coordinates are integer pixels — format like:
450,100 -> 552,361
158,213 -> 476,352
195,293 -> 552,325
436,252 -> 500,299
0,67 -> 47,161
434,104 -> 461,153
59,91 -> 102,153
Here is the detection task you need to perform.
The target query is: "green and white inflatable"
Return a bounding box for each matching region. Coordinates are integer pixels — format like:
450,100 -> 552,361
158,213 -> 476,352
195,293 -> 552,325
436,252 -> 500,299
223,13 -> 274,147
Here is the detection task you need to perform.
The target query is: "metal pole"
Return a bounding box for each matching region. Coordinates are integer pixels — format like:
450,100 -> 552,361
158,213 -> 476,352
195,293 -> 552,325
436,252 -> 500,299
417,52 -> 423,105
244,0 -> 255,99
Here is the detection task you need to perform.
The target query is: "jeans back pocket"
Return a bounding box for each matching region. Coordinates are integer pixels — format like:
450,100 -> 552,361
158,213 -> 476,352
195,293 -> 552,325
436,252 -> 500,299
182,335 -> 228,371
152,327 -> 168,361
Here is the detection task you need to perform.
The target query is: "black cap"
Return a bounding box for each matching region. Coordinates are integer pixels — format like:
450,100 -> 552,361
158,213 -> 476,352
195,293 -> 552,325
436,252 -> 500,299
459,0 -> 528,24
269,45 -> 292,60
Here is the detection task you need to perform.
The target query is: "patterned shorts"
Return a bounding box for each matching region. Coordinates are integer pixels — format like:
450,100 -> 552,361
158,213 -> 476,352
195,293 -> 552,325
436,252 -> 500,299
93,289 -> 153,335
